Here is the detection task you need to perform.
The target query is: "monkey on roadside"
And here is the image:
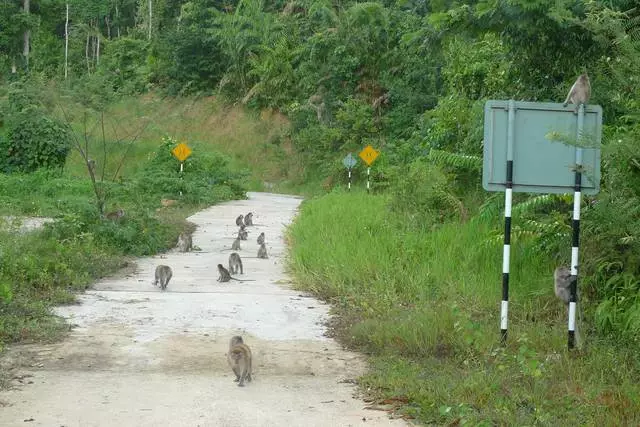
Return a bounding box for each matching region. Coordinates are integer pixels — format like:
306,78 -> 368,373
87,159 -> 96,175
257,232 -> 265,246
554,265 -> 583,347
257,243 -> 268,259
227,335 -> 252,386
217,264 -> 254,283
554,266 -> 573,305
229,252 -> 243,275
105,209 -> 125,221
154,265 -> 173,290
244,212 -> 254,226
176,232 -> 193,252
235,215 -> 244,227
563,73 -> 591,114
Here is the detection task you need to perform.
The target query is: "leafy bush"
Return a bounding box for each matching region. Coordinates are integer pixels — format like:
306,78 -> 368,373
387,159 -> 465,225
131,137 -> 248,205
0,81 -> 72,173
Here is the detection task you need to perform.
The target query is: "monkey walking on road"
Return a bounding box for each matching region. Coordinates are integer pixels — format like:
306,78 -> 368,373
227,336 -> 252,386
154,265 -> 173,290
229,252 -> 243,275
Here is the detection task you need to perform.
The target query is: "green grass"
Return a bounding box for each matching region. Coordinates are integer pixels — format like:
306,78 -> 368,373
287,189 -> 640,425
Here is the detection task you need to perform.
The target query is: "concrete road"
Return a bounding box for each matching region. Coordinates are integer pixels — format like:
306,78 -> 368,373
0,192 -> 408,427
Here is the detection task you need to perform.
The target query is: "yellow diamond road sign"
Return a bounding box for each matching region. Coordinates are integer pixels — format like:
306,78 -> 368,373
359,145 -> 379,166
172,143 -> 192,162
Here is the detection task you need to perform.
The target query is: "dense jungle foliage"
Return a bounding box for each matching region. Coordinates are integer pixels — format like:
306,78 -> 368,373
1,0 -> 640,423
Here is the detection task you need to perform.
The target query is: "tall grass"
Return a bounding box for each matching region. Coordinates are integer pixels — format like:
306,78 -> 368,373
59,94 -> 303,191
287,189 -> 640,425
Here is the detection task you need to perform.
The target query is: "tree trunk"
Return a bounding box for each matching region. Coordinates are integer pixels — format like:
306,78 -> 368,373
148,0 -> 152,40
115,1 -> 120,37
65,3 -> 69,79
23,0 -> 30,71
105,15 -> 111,39
86,33 -> 91,73
96,34 -> 100,65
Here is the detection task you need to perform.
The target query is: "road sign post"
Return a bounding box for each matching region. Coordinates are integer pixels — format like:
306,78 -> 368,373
171,142 -> 192,196
483,100 -> 602,349
342,153 -> 357,190
171,142 -> 193,174
358,145 -> 380,193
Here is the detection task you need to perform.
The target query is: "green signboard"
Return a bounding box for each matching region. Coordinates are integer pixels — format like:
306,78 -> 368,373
483,100 -> 602,195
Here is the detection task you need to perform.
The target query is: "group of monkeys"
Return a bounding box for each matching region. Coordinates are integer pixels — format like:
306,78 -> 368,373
151,74 -> 592,386
151,212 -> 265,386
152,211 -> 269,290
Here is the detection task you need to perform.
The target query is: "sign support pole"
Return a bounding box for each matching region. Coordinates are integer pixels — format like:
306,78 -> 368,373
348,169 -> 352,191
366,167 -> 370,193
500,99 -> 516,345
568,104 -> 585,350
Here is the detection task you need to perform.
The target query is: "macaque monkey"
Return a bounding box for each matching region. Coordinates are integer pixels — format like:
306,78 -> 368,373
257,232 -> 265,246
563,73 -> 591,114
105,209 -> 125,220
232,237 -> 241,251
554,266 -> 583,347
235,215 -> 244,227
229,252 -> 243,275
154,265 -> 173,290
217,264 -> 254,283
553,266 -> 573,305
227,336 -> 253,386
238,225 -> 248,241
244,212 -> 254,226
176,232 -> 193,252
87,159 -> 96,175
257,243 -> 268,259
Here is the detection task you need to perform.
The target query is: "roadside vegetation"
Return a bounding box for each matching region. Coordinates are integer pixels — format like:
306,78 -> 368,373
288,190 -> 640,424
2,0 -> 640,424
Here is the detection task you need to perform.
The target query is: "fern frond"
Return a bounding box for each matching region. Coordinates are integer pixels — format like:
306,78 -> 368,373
474,193 -> 502,223
512,194 -> 559,216
428,149 -> 482,170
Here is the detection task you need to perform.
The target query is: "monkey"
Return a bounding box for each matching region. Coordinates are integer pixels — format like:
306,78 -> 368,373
238,225 -> 248,241
563,73 -> 591,114
554,266 -> 583,347
232,236 -> 241,251
105,209 -> 125,220
235,215 -> 244,227
257,232 -> 265,246
229,252 -> 243,275
244,212 -> 254,226
87,159 -> 96,175
227,336 -> 252,386
257,243 -> 268,259
553,266 -> 573,305
176,232 -> 193,252
154,265 -> 173,290
217,264 -> 255,282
